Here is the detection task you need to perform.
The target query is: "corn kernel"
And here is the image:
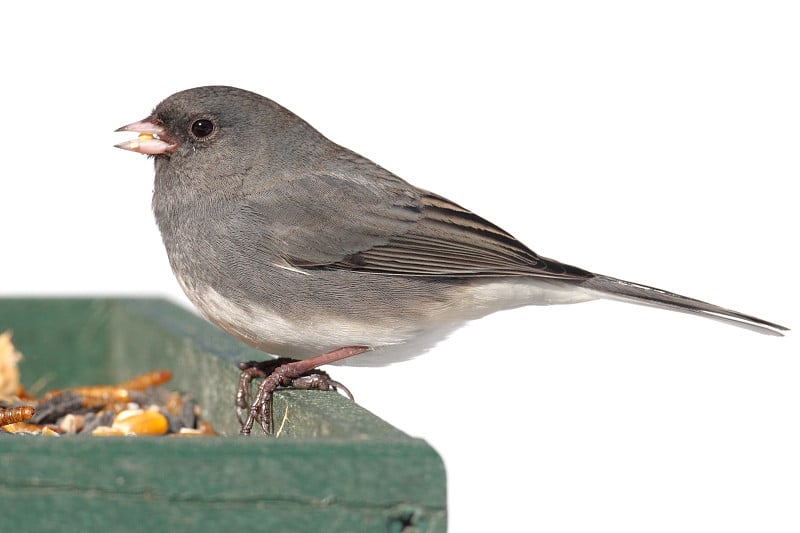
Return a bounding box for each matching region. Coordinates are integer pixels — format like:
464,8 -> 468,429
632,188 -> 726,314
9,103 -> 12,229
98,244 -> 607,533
112,409 -> 169,435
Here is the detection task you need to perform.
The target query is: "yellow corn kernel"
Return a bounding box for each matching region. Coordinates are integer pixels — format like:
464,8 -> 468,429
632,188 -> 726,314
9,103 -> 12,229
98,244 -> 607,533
112,409 -> 169,435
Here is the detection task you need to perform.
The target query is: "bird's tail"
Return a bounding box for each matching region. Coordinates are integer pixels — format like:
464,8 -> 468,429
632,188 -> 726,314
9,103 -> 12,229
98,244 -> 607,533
580,274 -> 788,336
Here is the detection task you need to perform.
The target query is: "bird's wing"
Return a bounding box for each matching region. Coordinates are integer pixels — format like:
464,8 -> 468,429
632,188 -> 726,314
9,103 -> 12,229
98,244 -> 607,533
236,172 -> 590,280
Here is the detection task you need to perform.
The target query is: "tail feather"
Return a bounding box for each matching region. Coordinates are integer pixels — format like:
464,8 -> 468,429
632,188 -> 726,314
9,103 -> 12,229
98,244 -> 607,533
581,274 -> 789,336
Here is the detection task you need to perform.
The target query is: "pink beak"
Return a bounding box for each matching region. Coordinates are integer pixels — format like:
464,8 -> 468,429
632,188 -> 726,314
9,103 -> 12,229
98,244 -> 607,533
115,118 -> 178,155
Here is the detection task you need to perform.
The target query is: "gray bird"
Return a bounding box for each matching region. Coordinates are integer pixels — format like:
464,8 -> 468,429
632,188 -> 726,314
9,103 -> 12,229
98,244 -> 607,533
116,86 -> 788,435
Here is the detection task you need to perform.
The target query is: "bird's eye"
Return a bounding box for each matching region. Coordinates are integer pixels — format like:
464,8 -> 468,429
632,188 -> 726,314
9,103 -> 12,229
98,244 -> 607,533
190,119 -> 215,139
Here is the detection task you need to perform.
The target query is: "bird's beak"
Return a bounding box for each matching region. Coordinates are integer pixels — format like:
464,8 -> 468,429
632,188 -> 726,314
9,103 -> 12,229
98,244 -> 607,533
115,118 -> 178,155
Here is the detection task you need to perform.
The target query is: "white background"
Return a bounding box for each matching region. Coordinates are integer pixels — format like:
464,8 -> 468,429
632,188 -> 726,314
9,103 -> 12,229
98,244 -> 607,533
3,2 -> 798,531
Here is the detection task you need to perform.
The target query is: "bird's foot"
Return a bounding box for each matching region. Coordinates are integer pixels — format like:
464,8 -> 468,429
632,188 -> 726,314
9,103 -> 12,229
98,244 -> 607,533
237,346 -> 367,436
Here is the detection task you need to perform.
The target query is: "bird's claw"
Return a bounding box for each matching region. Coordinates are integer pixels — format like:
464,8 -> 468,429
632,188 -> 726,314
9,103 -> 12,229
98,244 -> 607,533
236,358 -> 354,436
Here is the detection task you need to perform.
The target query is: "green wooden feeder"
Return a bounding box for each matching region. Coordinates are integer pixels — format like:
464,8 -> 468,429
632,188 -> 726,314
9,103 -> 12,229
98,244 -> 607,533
0,298 -> 446,532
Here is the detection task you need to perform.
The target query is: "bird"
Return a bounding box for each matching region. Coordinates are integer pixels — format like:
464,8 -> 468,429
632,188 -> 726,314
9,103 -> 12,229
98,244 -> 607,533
116,85 -> 788,435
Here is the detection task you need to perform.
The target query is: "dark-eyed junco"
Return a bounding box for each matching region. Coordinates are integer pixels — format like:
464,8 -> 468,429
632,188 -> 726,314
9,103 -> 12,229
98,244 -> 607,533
116,86 -> 788,435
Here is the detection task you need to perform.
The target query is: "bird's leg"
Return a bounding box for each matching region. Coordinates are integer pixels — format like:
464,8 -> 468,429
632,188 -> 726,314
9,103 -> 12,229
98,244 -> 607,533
238,346 -> 368,436
235,357 -> 355,428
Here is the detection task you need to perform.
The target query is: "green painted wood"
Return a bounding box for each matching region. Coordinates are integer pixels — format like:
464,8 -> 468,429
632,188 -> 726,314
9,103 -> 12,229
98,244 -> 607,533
0,298 -> 447,532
